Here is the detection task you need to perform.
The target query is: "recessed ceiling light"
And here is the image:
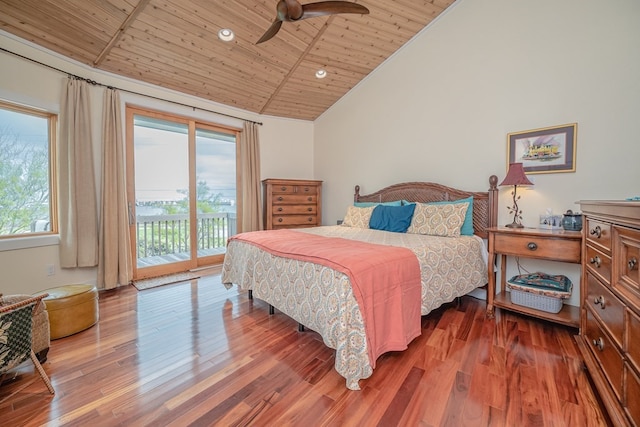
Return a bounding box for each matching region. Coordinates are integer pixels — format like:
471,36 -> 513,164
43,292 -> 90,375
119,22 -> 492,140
218,28 -> 234,42
315,69 -> 327,79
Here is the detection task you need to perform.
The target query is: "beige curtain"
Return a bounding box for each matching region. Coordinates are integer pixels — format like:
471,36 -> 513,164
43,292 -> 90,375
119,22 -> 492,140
59,78 -> 98,268
97,89 -> 132,289
239,121 -> 263,232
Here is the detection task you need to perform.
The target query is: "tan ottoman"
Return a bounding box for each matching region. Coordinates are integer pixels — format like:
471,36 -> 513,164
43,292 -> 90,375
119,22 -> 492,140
35,284 -> 99,340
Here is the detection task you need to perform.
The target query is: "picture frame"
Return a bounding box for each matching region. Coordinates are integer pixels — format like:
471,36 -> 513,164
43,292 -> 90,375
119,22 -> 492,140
507,123 -> 577,174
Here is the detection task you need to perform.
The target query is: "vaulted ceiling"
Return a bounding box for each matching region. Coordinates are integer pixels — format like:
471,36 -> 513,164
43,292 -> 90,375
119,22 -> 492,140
0,0 -> 456,120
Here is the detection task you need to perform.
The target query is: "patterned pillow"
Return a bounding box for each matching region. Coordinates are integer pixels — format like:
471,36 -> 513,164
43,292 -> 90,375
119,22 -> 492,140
406,203 -> 469,237
342,205 -> 375,228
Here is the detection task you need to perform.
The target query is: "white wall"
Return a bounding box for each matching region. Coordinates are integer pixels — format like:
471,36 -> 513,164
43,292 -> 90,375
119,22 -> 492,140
0,33 -> 314,295
314,0 -> 640,306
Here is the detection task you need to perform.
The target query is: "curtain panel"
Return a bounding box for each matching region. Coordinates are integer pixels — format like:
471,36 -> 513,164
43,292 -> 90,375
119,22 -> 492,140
97,89 -> 132,289
58,78 -> 98,268
240,121 -> 263,232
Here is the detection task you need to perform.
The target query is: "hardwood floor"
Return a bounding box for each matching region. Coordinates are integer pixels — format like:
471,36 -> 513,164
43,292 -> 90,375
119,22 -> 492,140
0,274 -> 607,426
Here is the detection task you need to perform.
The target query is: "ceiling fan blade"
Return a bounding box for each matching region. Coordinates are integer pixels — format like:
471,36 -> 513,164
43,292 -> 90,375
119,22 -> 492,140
256,20 -> 283,44
301,1 -> 370,20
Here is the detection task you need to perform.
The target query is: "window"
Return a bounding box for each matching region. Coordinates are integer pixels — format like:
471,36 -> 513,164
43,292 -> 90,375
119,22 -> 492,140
0,100 -> 57,238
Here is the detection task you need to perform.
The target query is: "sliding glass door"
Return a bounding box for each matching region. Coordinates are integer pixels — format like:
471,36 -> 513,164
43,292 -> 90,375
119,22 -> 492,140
126,107 -> 239,280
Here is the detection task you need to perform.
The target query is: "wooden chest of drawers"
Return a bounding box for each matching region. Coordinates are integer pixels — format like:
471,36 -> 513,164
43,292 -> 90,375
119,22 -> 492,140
263,179 -> 322,230
577,200 -> 640,426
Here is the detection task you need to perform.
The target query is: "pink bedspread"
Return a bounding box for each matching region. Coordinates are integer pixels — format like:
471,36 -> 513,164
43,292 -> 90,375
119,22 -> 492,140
229,229 -> 422,367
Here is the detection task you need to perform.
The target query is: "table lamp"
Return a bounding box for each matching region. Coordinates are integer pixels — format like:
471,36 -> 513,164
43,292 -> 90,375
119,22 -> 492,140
500,162 -> 533,228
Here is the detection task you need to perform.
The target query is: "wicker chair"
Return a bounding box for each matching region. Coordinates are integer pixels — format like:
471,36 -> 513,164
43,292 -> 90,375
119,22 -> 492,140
0,294 -> 55,398
0,294 -> 50,362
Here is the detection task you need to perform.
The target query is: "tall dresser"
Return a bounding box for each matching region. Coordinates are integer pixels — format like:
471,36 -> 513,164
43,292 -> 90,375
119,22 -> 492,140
263,179 -> 322,230
577,200 -> 640,426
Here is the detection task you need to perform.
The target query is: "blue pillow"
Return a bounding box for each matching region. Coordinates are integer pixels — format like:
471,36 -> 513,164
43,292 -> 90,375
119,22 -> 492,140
354,200 -> 402,208
428,196 -> 474,236
369,204 -> 416,233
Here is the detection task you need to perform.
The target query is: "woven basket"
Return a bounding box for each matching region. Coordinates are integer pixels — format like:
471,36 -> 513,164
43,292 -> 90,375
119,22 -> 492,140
509,288 -> 563,314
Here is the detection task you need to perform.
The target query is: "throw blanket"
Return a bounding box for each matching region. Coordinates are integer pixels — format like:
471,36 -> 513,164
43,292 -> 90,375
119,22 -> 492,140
229,229 -> 422,367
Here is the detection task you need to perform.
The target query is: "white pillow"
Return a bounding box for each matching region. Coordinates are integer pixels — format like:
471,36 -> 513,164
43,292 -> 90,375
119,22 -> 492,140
406,203 -> 468,237
342,205 -> 375,228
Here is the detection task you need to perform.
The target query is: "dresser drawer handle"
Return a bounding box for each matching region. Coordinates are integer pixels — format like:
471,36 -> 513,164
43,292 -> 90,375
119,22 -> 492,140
307,197 -> 312,202
303,187 -> 310,192
592,337 -> 605,351
590,225 -> 602,238
527,242 -> 537,251
278,218 -> 283,223
307,207 -> 312,212
277,196 -> 283,201
281,186 -> 287,191
593,295 -> 605,309
629,257 -> 638,271
589,256 -> 601,268
308,217 -> 313,222
277,207 -> 283,212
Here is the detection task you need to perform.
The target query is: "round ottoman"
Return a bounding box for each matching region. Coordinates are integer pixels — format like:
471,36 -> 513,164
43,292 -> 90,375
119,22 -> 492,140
35,284 -> 99,340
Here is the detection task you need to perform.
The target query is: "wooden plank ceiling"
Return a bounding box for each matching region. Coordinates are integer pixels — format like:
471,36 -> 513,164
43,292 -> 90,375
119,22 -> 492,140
0,0 -> 456,120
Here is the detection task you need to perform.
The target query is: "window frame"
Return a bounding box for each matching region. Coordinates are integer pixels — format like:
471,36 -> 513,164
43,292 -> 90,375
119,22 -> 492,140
0,99 -> 58,242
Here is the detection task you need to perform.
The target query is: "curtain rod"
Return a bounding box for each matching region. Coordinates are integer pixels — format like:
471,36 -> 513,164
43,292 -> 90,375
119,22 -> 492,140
0,47 -> 263,126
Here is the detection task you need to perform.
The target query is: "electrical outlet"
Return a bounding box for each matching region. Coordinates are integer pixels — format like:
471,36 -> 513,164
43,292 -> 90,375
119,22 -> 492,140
46,264 -> 55,276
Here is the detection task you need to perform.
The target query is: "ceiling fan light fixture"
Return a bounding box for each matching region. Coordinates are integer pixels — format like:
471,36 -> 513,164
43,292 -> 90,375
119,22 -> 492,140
315,69 -> 327,79
218,28 -> 235,42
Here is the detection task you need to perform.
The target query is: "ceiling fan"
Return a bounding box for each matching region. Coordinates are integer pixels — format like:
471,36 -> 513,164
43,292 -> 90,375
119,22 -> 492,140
257,0 -> 370,44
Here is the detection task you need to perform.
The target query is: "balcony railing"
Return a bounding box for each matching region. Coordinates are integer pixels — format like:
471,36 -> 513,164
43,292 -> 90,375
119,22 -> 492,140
135,213 -> 236,265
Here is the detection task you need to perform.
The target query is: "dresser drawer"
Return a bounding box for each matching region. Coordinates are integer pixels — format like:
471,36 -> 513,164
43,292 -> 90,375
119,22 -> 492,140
272,215 -> 318,227
613,226 -> 640,305
272,205 -> 317,215
493,233 -> 581,263
585,244 -> 612,285
585,308 -> 624,400
625,363 -> 640,427
586,273 -> 624,347
627,308 -> 640,371
272,194 -> 317,205
271,185 -> 318,195
586,218 -> 612,253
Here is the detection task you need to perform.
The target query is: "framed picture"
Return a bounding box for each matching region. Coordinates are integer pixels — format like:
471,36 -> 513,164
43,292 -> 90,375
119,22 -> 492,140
507,123 -> 577,174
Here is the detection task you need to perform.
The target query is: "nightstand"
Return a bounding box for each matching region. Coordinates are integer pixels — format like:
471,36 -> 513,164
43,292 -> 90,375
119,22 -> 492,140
486,226 -> 582,327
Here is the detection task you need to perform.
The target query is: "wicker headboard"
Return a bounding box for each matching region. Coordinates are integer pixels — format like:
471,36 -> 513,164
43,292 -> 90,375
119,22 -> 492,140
354,175 -> 499,239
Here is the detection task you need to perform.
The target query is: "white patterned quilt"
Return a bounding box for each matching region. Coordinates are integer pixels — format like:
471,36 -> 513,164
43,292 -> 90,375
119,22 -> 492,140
221,225 -> 487,390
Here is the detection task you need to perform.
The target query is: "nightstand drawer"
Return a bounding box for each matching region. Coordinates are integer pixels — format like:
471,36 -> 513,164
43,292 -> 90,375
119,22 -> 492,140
493,233 -> 581,263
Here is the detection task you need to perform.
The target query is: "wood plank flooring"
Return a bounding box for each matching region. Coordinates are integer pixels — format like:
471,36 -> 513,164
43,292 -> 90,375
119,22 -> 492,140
0,274 -> 608,426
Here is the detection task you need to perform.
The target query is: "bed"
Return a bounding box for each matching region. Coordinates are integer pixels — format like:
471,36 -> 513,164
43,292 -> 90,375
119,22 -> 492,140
221,176 -> 498,390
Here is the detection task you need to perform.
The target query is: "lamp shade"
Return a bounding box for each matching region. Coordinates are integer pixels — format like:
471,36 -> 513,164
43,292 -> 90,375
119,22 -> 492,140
500,163 -> 533,186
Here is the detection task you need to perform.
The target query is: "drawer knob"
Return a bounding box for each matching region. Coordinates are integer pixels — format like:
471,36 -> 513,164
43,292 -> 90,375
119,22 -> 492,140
277,196 -> 283,201
590,225 -> 602,238
277,207 -> 283,212
308,217 -> 313,222
278,218 -> 283,222
589,256 -> 601,268
281,186 -> 286,191
593,295 -> 605,309
593,337 -> 604,351
629,257 -> 638,271
592,337 -> 605,351
527,242 -> 537,251
307,207 -> 312,212
307,197 -> 312,202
